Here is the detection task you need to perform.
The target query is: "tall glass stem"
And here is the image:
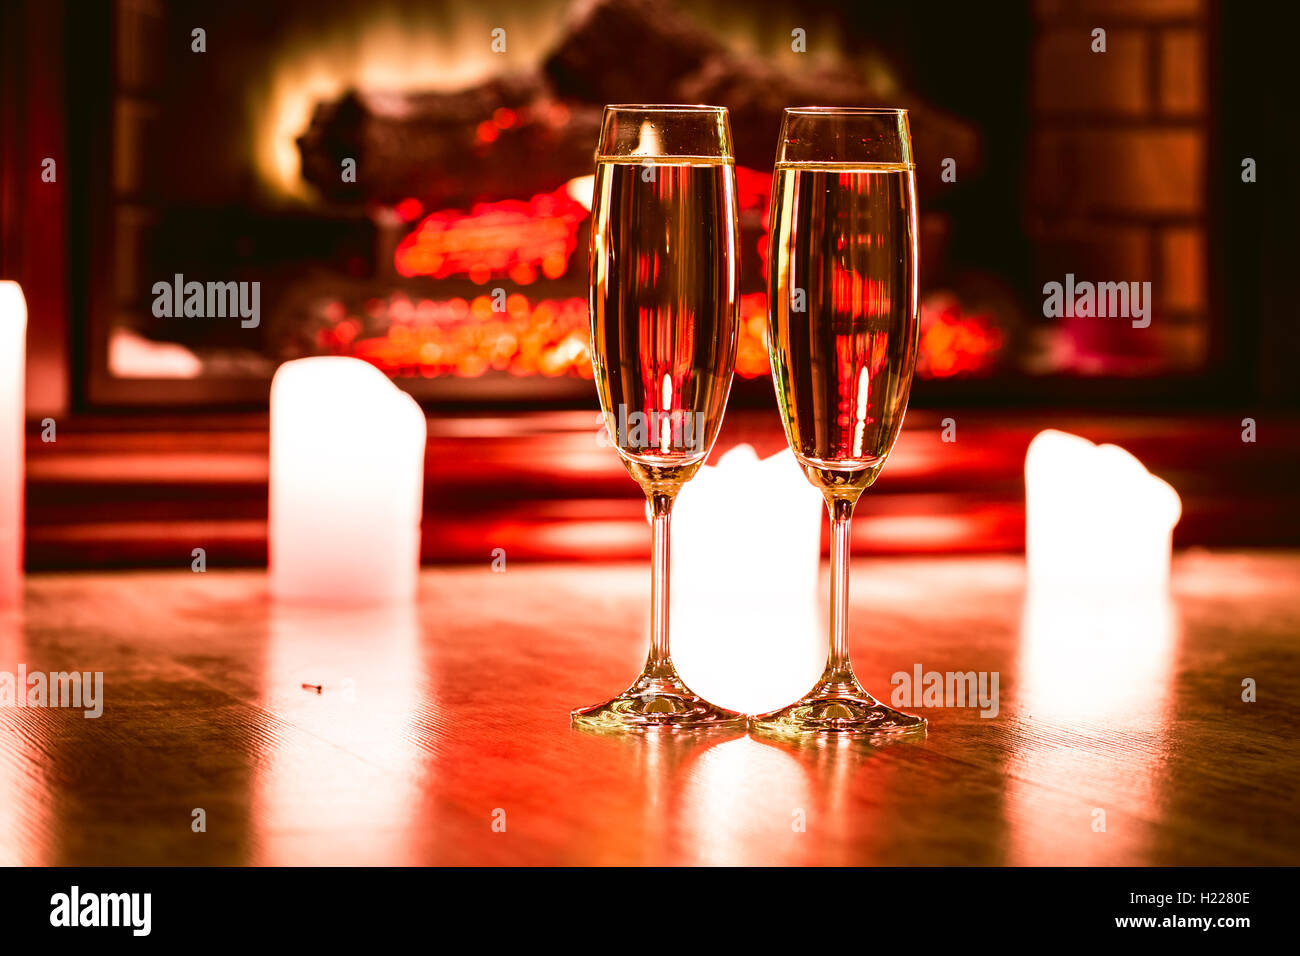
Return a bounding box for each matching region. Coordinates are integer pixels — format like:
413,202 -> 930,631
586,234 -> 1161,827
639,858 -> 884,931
645,490 -> 676,679
826,495 -> 858,685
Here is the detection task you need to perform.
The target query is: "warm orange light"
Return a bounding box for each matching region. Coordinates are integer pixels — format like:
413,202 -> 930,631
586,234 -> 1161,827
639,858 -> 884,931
393,184 -> 587,282
318,293 -> 593,380
916,295 -> 1004,379
252,9 -> 563,199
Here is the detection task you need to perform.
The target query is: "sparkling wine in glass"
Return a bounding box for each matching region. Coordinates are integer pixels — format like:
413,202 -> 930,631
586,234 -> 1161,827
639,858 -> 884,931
752,107 -> 926,737
572,105 -> 745,731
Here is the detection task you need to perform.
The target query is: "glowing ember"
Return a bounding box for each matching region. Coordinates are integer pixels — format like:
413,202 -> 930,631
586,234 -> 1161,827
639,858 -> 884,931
353,170 -> 1002,383
734,167 -> 773,213
393,185 -> 588,284
916,296 -> 1004,378
315,293 -> 592,379
317,291 -> 1003,382
735,293 -> 770,378
733,294 -> 1003,381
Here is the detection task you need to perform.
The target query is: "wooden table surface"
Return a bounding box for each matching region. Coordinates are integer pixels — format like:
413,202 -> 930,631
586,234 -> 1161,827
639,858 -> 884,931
2,551 -> 1297,866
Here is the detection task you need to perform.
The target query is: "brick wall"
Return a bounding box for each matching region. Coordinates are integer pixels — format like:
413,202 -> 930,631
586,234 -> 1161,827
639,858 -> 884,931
1028,0 -> 1208,373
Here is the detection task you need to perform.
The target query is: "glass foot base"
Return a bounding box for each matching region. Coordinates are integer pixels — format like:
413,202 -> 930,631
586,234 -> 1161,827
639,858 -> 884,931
571,672 -> 747,733
750,678 -> 926,739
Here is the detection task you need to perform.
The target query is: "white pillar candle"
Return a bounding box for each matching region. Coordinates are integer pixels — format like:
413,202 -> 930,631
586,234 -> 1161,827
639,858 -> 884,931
0,282 -> 26,607
270,357 -> 426,604
1025,429 -> 1181,591
671,445 -> 825,715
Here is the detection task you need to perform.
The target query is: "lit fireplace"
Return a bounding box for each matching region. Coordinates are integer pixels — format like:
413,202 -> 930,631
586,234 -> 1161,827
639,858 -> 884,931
81,0 -> 1209,406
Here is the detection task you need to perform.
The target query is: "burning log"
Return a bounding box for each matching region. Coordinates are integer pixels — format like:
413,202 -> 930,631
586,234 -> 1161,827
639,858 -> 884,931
296,0 -> 978,204
680,59 -> 979,179
543,0 -> 723,105
545,0 -> 978,174
296,75 -> 602,207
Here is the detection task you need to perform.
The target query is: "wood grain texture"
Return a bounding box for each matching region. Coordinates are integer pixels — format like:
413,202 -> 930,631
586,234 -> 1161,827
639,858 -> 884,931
1,551 -> 1296,865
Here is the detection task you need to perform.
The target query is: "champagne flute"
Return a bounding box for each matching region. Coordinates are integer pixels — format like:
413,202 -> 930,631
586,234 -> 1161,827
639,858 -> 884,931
752,107 -> 926,738
572,105 -> 746,731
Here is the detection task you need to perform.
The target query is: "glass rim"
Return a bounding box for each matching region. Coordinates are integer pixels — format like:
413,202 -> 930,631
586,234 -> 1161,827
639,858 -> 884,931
783,106 -> 908,116
603,104 -> 729,113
